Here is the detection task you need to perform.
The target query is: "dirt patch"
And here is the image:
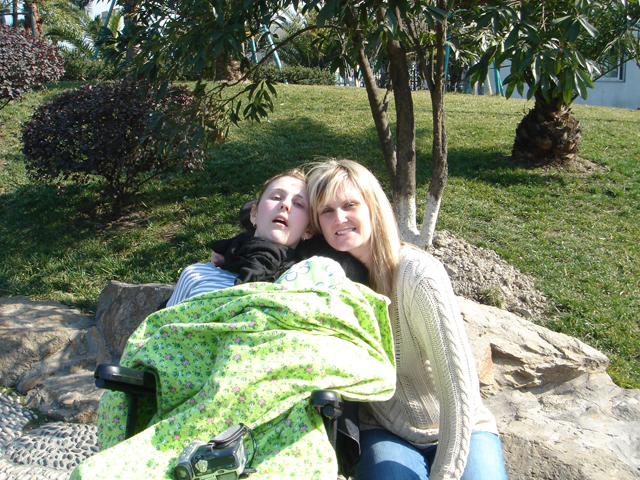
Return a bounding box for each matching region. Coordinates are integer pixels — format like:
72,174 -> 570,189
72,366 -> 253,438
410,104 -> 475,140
427,230 -> 550,321
96,210 -> 152,234
505,154 -> 608,175
539,156 -> 608,175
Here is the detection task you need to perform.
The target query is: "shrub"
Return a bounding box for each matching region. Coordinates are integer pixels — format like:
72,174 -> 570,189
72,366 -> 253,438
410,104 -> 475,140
0,25 -> 64,110
61,50 -> 118,81
21,81 -> 206,212
253,65 -> 335,86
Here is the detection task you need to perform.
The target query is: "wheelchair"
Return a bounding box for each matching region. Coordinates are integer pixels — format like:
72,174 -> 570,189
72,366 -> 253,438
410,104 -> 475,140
94,364 -> 360,477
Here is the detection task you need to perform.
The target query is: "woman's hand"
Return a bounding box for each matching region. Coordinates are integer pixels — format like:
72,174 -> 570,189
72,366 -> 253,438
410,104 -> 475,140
211,251 -> 225,267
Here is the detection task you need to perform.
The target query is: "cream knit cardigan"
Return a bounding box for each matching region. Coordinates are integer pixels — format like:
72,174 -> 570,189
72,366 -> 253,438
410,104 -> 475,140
360,245 -> 498,480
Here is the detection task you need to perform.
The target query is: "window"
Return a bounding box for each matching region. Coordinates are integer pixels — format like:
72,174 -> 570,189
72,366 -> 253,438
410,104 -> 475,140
604,62 -> 625,81
602,56 -> 626,82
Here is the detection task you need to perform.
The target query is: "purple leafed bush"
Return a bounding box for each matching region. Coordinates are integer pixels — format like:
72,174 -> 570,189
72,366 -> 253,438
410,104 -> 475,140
0,25 -> 64,109
21,81 -> 205,212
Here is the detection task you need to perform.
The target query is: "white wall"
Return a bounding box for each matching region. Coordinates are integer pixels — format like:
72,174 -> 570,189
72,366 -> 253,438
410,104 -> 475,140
573,61 -> 640,110
487,60 -> 640,110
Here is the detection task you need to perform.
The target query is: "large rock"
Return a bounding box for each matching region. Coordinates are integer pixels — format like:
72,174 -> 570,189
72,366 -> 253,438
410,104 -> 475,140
458,297 -> 640,480
0,282 -> 173,424
459,296 -> 609,394
95,281 -> 174,361
0,296 -> 94,387
0,296 -> 111,423
488,373 -> 640,480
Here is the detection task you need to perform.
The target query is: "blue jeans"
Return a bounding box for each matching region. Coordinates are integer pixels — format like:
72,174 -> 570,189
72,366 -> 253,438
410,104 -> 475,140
355,429 -> 508,480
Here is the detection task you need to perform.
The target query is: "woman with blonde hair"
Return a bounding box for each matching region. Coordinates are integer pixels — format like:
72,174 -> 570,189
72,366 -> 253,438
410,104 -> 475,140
306,159 -> 507,480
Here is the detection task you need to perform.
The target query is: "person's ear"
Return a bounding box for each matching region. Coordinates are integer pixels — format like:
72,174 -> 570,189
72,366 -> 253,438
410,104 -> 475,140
239,200 -> 257,230
249,204 -> 258,228
302,226 -> 314,241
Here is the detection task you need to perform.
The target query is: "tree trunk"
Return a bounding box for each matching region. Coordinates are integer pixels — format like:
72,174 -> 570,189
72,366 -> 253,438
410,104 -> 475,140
354,3 -> 451,247
23,1 -> 42,36
421,6 -> 448,247
215,57 -> 243,82
386,37 -> 418,239
411,1 -> 449,248
357,36 -> 424,242
356,44 -> 397,178
511,98 -> 582,166
12,0 -> 18,28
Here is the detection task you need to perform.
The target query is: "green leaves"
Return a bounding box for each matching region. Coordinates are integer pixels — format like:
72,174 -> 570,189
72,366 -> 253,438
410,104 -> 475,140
552,12 -> 599,42
315,0 -> 339,28
468,0 -> 627,108
242,79 -> 276,121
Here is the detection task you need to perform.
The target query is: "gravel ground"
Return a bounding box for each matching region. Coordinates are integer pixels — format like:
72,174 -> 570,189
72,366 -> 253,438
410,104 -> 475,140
0,391 -> 98,480
428,230 -> 549,320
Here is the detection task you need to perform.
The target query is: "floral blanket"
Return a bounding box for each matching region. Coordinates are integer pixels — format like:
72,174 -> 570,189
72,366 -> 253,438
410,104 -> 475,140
71,256 -> 396,480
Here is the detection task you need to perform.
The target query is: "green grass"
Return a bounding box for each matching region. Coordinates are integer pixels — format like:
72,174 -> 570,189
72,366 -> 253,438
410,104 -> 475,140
1,83 -> 638,388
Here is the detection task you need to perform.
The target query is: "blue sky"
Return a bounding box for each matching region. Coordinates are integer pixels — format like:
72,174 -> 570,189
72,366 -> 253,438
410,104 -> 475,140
88,0 -> 114,19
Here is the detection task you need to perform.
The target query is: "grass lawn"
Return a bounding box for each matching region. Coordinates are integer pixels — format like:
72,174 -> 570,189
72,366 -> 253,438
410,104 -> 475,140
1,83 -> 638,388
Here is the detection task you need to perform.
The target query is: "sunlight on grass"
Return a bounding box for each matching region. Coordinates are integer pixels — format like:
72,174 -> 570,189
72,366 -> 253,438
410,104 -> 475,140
1,83 -> 638,388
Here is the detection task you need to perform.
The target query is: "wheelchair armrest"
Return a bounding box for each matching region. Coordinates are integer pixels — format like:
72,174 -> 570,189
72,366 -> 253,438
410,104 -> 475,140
94,364 -> 157,397
309,390 -> 343,419
94,364 -> 157,440
309,390 -> 345,450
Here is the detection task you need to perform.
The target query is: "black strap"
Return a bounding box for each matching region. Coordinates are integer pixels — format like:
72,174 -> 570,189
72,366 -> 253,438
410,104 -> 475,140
336,401 -> 361,478
207,424 -> 250,449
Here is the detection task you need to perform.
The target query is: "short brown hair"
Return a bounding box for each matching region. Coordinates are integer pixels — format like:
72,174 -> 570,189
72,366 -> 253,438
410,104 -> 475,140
256,168 -> 307,205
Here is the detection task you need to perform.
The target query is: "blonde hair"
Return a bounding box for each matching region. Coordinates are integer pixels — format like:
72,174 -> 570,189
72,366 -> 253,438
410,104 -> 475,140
306,159 -> 401,297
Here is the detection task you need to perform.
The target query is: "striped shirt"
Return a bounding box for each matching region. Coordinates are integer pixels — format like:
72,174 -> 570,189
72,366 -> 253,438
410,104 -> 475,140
166,262 -> 238,307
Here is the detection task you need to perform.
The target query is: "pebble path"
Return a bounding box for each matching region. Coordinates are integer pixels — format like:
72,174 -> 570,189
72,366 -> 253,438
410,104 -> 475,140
0,391 -> 99,480
1,391 -> 352,480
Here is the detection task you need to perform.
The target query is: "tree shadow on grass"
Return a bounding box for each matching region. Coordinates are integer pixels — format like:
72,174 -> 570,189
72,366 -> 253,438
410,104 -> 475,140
447,150 -> 561,188
410,125 -> 564,192
0,116 -> 379,308
0,182 -> 98,251
137,115 -> 553,213
135,115 -> 392,209
0,113 -> 564,309
0,181 -> 104,304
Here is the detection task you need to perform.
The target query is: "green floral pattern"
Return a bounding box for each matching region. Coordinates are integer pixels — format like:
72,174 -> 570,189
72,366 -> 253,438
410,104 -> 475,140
72,257 -> 395,480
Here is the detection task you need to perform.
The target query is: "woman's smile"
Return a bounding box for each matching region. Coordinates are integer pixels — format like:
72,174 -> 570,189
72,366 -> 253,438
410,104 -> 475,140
318,187 -> 373,269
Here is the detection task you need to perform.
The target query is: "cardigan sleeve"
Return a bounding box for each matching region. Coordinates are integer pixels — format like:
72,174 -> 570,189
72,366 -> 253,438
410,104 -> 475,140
399,248 -> 476,480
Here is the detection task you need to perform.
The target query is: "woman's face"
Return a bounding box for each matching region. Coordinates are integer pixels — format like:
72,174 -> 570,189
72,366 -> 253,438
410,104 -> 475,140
251,176 -> 311,248
317,185 -> 373,269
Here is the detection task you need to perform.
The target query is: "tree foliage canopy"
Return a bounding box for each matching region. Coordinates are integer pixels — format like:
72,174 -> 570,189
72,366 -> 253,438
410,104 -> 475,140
97,0 -> 640,237
468,0 -> 640,107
